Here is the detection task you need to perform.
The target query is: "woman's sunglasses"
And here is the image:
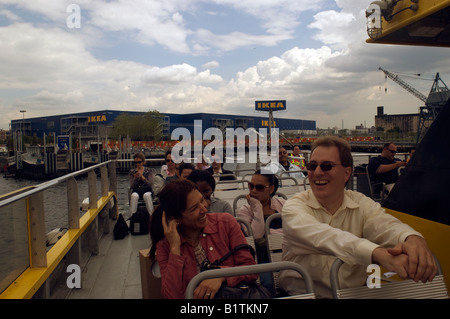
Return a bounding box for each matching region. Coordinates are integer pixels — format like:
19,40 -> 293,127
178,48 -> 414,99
306,161 -> 343,172
134,160 -> 143,165
248,182 -> 270,191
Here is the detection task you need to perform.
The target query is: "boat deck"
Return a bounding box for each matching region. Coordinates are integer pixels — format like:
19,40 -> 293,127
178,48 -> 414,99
60,226 -> 151,299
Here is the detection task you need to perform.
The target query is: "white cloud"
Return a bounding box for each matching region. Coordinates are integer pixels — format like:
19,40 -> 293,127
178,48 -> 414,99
141,64 -> 223,85
308,10 -> 357,49
202,61 -> 219,70
1,0 -> 450,132
0,9 -> 20,22
193,28 -> 292,53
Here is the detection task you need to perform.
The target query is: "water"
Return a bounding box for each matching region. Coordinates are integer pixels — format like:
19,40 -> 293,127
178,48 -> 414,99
1,173 -> 132,233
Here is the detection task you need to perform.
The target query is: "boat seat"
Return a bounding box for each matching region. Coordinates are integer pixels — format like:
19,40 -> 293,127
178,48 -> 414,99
185,261 -> 316,299
365,165 -> 387,203
330,254 -> 449,299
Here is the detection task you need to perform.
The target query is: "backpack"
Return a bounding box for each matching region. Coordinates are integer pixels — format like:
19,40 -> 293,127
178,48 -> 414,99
113,213 -> 129,240
129,209 -> 150,235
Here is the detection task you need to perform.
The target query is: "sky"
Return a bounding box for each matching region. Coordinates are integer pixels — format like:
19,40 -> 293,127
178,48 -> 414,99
1,0 -> 450,132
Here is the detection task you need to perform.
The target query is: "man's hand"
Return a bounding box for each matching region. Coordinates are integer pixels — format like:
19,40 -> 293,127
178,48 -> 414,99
388,235 -> 437,283
372,247 -> 409,279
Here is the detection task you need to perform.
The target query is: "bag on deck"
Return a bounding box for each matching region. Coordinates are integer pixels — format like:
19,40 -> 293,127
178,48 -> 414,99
113,213 -> 129,240
129,209 -> 150,235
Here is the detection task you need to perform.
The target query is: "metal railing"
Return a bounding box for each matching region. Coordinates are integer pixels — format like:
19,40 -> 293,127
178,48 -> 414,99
0,161 -> 118,299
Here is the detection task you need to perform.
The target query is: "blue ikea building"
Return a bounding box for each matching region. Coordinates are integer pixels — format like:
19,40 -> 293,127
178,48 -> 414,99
10,110 -> 316,139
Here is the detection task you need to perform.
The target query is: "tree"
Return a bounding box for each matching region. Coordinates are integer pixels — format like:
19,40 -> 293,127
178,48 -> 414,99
110,110 -> 164,141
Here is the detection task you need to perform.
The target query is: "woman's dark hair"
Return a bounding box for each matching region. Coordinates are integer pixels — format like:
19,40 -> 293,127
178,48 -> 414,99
187,169 -> 216,192
150,180 -> 197,259
179,162 -> 195,175
165,149 -> 172,160
134,152 -> 145,162
254,169 -> 279,197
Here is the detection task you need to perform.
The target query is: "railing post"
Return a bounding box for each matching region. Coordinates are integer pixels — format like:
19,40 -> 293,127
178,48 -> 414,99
99,165 -> 110,234
109,161 -> 118,220
109,160 -> 117,196
100,166 -> 108,198
88,170 -> 97,210
87,170 -> 99,255
28,193 -> 47,268
66,176 -> 81,268
67,176 -> 80,229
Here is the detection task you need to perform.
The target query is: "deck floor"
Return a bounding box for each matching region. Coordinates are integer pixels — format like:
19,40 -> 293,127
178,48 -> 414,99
65,228 -> 151,299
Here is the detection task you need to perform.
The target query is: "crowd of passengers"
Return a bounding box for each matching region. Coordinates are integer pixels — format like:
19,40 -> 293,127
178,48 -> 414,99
127,136 -> 437,299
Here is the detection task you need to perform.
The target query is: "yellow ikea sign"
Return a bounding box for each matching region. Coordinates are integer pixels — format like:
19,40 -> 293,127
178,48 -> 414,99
261,120 -> 276,127
88,115 -> 107,123
255,100 -> 286,111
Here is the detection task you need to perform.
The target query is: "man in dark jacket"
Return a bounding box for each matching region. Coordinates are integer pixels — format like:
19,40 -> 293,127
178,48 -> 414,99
368,143 -> 407,193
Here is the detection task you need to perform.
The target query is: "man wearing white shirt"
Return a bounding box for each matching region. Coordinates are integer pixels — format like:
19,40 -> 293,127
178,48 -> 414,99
264,147 -> 304,179
280,136 -> 437,298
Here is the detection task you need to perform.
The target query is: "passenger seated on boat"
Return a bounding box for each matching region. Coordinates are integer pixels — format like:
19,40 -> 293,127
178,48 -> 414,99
206,154 -> 236,182
237,170 -> 284,291
150,180 -> 257,299
165,162 -> 195,185
195,154 -> 210,170
153,149 -> 177,196
237,170 -> 284,240
129,152 -> 154,216
367,143 -> 407,194
289,144 -> 307,170
264,146 -> 304,179
280,136 -> 437,299
187,169 -> 233,215
160,149 -> 177,178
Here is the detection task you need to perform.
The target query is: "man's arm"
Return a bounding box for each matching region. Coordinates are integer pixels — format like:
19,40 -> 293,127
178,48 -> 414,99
376,161 -> 406,174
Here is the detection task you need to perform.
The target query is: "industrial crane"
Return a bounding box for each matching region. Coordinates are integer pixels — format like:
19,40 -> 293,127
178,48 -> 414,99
379,67 -> 450,142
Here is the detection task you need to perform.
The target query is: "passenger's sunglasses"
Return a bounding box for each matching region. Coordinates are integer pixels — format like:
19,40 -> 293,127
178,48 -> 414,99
306,161 -> 343,172
134,161 -> 143,165
166,159 -> 174,163
248,182 -> 270,191
387,149 -> 397,154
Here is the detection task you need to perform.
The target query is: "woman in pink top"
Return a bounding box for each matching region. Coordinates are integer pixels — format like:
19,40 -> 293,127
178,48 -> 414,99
237,170 -> 285,240
237,170 -> 284,292
150,180 -> 257,299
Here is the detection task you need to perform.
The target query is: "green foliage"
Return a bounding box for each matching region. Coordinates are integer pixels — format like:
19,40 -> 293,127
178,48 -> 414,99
110,110 -> 163,141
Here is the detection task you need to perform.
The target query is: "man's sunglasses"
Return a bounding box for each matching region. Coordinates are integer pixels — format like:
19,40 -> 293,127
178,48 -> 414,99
134,161 -> 143,164
306,161 -> 343,172
248,182 -> 270,191
387,149 -> 397,154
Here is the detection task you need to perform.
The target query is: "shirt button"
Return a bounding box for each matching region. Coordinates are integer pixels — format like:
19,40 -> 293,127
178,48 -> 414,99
209,247 -> 214,251
203,233 -> 207,237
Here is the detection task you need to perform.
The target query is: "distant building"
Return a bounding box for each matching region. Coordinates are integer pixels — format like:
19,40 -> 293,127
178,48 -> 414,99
375,106 -> 420,133
0,129 -> 10,141
10,110 -> 316,143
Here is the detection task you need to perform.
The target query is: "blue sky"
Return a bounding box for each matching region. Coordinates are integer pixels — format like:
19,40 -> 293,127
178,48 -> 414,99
1,0 -> 450,132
